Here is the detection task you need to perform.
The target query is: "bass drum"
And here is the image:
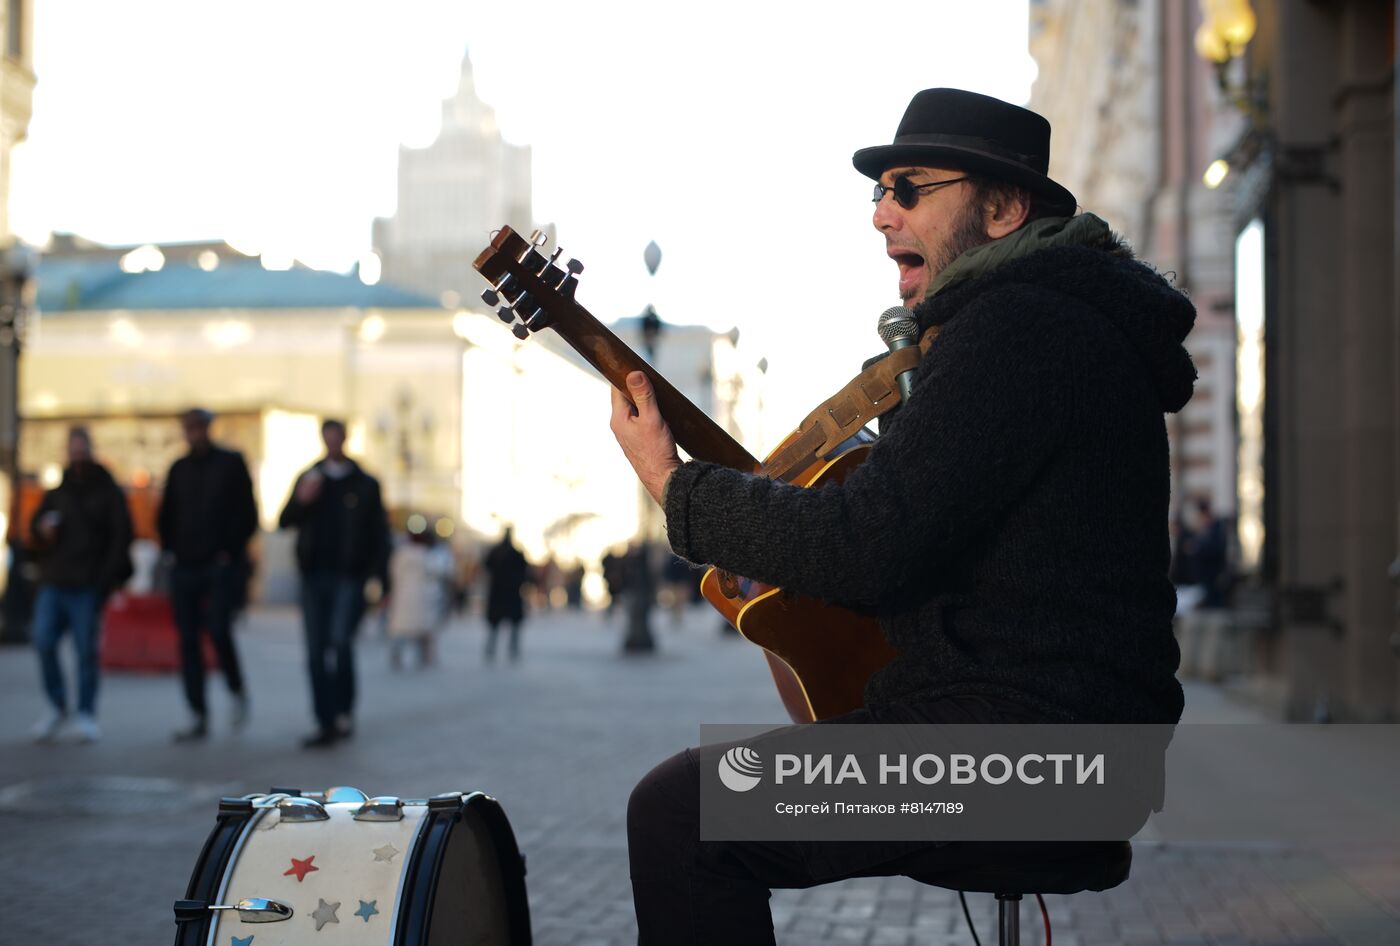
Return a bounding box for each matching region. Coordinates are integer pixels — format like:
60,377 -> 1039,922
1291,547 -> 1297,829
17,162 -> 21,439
174,787 -> 531,945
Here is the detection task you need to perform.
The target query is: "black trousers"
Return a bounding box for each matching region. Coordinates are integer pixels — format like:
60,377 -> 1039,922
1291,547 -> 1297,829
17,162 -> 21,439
170,562 -> 245,717
627,696 -> 1040,946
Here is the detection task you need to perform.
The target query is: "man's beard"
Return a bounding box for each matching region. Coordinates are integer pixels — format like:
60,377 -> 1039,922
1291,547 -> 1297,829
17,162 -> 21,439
925,200 -> 992,299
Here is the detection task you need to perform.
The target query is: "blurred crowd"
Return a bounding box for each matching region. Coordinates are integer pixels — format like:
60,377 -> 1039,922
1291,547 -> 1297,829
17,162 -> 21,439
5,414 -> 706,749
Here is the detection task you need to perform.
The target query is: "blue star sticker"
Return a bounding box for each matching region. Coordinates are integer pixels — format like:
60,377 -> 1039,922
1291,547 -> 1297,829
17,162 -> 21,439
232,937 -> 254,946
354,899 -> 379,923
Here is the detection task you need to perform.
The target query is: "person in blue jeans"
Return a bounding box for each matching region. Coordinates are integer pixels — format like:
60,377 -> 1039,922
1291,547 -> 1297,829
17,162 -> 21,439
279,419 -> 390,748
28,426 -> 133,743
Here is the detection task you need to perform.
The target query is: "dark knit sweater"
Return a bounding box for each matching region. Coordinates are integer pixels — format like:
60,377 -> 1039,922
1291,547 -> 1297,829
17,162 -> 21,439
663,240 -> 1196,724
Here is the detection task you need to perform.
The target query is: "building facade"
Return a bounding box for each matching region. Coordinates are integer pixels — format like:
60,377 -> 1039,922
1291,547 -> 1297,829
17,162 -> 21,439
1030,0 -> 1243,521
25,239 -> 756,603
0,0 -> 32,241
1031,0 -> 1399,720
371,51 -> 537,308
1229,0 -> 1397,721
25,241 -> 644,598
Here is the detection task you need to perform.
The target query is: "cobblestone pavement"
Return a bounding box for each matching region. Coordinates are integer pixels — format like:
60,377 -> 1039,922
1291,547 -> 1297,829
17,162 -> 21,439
1,604 -> 1397,945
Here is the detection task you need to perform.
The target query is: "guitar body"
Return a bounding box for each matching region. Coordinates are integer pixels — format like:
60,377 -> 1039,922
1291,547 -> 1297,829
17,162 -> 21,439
700,438 -> 898,724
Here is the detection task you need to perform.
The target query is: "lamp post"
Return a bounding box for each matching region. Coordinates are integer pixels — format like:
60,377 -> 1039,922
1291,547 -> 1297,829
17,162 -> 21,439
622,241 -> 665,654
374,386 -> 435,516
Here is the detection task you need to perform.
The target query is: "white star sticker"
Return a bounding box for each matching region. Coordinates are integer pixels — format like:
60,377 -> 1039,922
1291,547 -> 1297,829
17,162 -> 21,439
311,898 -> 340,931
372,844 -> 400,863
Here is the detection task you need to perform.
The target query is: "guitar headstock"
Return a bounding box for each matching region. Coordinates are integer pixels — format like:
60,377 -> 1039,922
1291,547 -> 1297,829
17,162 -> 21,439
473,226 -> 585,341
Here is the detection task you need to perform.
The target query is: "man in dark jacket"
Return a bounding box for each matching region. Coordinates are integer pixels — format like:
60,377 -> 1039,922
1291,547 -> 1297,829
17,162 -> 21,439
483,527 -> 529,661
610,89 -> 1196,943
28,427 -> 133,743
279,418 -> 389,748
158,408 -> 258,742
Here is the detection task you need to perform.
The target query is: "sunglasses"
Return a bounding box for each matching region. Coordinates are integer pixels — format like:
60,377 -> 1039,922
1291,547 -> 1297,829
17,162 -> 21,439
872,174 -> 969,210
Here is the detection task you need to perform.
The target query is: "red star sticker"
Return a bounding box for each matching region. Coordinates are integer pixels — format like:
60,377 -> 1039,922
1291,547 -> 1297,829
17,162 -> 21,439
284,855 -> 319,882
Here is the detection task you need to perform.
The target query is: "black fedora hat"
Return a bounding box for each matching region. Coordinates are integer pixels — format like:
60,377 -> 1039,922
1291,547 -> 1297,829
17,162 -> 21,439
853,88 -> 1077,213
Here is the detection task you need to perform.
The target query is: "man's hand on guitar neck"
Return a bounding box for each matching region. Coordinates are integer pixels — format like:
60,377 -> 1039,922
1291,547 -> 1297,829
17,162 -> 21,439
610,371 -> 682,507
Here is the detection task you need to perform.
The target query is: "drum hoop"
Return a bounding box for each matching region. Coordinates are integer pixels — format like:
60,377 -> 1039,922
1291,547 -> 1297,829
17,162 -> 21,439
174,802 -> 258,946
461,792 -> 533,944
384,807 -> 431,944
396,791 -> 532,946
395,807 -> 450,945
202,807 -> 268,946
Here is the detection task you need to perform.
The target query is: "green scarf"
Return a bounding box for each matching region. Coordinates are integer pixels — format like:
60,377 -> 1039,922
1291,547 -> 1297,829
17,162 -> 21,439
926,212 -> 1114,298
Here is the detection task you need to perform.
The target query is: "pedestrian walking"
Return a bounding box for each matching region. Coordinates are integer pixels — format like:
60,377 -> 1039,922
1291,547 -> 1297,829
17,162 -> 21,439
483,527 -> 529,661
1191,499 -> 1231,610
601,545 -> 627,618
1180,498 -> 1235,680
621,540 -> 657,654
157,408 -> 257,742
28,427 -> 133,742
386,522 -> 452,669
662,553 -> 694,626
278,419 -> 389,748
563,563 -> 585,610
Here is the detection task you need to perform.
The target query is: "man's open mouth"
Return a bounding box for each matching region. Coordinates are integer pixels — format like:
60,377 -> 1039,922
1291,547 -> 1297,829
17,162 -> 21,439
890,250 -> 927,297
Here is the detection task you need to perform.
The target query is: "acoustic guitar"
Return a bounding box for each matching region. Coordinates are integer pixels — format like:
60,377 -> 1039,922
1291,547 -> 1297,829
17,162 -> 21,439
473,226 -> 896,723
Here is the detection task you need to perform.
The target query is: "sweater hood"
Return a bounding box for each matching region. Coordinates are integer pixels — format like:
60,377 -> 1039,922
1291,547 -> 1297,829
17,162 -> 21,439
915,223 -> 1198,413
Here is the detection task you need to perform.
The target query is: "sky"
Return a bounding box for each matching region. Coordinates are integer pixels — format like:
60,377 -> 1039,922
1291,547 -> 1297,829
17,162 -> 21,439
12,0 -> 1037,427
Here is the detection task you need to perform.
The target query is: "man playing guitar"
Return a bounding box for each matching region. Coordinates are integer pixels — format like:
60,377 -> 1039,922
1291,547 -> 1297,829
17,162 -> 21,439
608,88 -> 1195,944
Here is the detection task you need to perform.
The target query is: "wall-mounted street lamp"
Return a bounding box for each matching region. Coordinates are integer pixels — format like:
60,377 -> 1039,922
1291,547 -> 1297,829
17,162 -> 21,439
1195,0 -> 1261,124
1194,0 -> 1256,76
1196,0 -> 1338,194
1195,0 -> 1261,190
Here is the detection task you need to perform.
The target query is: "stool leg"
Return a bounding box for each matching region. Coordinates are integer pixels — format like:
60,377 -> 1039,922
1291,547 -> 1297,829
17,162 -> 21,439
996,893 -> 1021,946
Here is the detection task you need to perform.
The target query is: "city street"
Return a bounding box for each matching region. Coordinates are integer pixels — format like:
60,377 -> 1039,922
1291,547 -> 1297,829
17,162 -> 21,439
1,603 -> 1397,946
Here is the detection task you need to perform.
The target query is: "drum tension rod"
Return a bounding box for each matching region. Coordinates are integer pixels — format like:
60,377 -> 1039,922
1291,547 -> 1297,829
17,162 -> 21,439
174,898 -> 293,924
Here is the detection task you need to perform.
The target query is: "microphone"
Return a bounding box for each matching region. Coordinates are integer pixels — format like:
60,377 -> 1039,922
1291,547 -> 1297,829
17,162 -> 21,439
877,305 -> 920,403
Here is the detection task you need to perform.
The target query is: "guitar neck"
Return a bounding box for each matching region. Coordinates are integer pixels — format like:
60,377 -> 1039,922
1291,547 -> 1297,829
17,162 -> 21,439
473,228 -> 759,473
551,305 -> 760,473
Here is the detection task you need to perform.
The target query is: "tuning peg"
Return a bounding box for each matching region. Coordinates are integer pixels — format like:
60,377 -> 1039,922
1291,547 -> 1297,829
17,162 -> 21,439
496,306 -> 514,324
512,292 -> 536,315
511,323 -> 530,340
528,229 -> 549,248
481,288 -> 500,307
566,258 -> 584,275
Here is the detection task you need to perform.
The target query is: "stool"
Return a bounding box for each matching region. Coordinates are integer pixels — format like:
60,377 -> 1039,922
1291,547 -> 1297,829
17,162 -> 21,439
905,840 -> 1131,945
